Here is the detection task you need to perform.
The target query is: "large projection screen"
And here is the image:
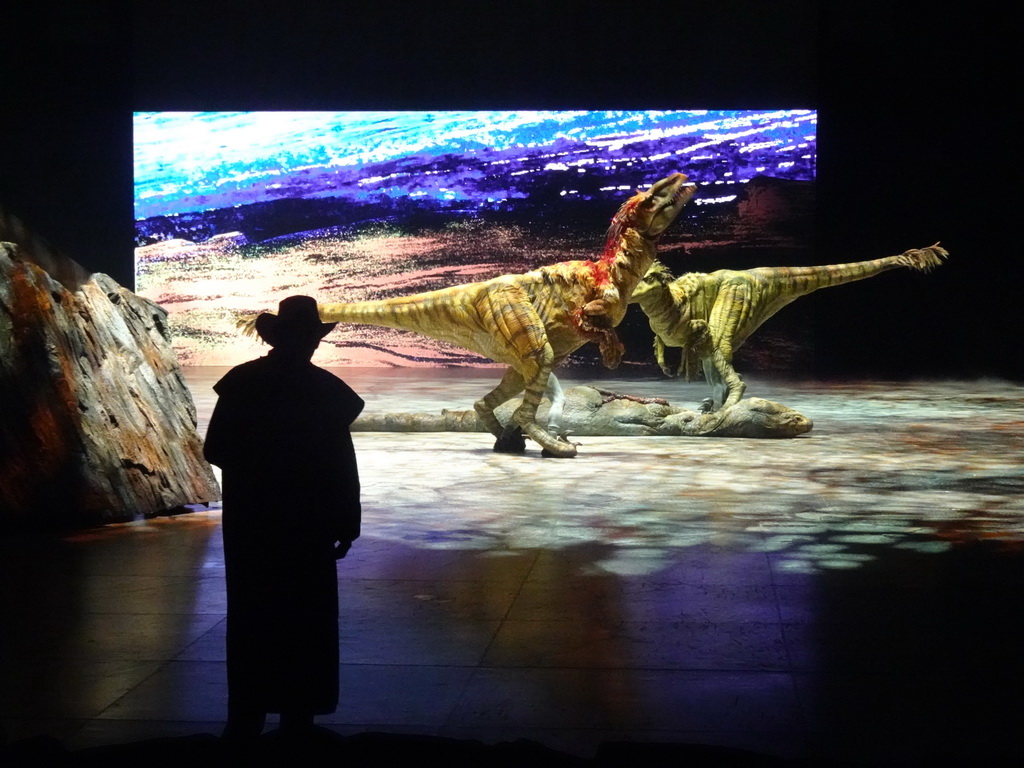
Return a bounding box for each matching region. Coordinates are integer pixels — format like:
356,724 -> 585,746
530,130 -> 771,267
134,111 -> 816,368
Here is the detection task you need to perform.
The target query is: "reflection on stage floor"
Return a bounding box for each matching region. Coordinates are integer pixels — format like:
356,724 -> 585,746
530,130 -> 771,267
3,368 -> 1023,764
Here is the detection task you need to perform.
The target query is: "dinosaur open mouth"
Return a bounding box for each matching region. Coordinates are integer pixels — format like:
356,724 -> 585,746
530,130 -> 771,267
674,183 -> 697,203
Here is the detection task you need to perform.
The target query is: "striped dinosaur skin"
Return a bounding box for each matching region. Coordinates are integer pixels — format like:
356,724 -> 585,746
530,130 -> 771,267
630,243 -> 948,412
243,173 -> 696,457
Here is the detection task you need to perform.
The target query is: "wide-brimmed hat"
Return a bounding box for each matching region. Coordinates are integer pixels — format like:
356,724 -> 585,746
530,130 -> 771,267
254,295 -> 337,347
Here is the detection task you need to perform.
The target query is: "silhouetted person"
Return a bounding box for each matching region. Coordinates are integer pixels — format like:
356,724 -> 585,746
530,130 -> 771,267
203,295 -> 364,740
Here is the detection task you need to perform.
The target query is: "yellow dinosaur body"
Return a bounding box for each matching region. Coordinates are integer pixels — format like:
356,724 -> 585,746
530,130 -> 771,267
630,243 -> 948,411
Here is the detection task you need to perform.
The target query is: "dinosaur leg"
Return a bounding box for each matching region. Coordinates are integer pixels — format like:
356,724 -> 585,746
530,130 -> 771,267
653,335 -> 677,378
511,347 -> 578,458
474,368 -> 527,452
704,286 -> 751,411
699,348 -> 745,411
699,360 -> 724,411
480,372 -> 567,453
473,285 -> 578,457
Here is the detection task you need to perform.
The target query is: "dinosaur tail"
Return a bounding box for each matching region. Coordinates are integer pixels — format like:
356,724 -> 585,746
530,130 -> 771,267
315,296 -> 467,335
235,294 -> 463,340
749,242 -> 948,296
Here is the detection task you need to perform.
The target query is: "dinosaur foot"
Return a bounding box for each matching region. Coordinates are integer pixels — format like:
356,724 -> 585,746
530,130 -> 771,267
493,425 -> 527,453
539,435 -> 579,459
541,445 -> 578,458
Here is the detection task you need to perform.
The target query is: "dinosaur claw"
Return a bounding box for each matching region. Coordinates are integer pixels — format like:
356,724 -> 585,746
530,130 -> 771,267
541,438 -> 579,458
535,427 -> 579,458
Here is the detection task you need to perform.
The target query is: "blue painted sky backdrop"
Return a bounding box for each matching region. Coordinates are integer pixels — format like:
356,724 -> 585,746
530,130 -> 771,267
134,110 -> 816,221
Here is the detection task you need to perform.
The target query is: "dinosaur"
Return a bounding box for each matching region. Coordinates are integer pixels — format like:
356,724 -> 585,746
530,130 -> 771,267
349,386 -> 814,439
629,243 -> 948,411
241,172 -> 697,457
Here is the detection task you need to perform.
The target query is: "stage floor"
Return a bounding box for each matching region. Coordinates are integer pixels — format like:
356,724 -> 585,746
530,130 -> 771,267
3,368 -> 1024,763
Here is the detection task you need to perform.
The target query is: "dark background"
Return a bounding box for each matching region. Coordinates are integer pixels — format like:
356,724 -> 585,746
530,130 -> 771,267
2,1 -> 1015,379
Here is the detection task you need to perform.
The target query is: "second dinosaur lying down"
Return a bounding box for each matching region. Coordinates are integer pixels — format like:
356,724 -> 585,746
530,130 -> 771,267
629,243 -> 948,411
350,386 -> 813,439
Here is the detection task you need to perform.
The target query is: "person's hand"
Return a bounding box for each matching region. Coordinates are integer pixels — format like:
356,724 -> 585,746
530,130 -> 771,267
334,540 -> 352,560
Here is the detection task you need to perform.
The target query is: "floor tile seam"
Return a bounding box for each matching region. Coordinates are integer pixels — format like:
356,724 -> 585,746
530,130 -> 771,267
467,611 -> 504,668
766,554 -> 800,588
770,582 -> 787,623
484,549 -> 539,630
79,660 -> 176,722
785,672 -> 810,730
171,617 -> 227,661
772,583 -> 797,669
437,666 -> 495,732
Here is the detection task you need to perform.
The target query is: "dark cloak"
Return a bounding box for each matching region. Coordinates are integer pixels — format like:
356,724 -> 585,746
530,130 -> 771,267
203,351 -> 364,715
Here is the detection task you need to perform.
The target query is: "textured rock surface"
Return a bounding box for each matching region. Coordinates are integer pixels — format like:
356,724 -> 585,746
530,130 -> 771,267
351,385 -> 813,439
0,238 -> 220,526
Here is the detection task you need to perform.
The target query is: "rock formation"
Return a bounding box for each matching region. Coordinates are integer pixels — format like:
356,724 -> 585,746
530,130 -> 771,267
0,213 -> 220,527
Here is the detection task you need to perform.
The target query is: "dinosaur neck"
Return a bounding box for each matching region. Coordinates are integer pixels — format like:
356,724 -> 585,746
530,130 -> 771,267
603,228 -> 656,291
601,193 -> 647,259
633,283 -> 680,334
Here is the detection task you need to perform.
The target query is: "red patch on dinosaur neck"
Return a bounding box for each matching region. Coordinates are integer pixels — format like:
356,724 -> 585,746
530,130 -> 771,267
584,258 -> 612,289
601,195 -> 642,261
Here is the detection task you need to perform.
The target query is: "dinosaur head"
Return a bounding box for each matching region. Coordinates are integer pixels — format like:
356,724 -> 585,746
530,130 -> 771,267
629,260 -> 675,304
740,398 -> 814,438
608,172 -> 696,244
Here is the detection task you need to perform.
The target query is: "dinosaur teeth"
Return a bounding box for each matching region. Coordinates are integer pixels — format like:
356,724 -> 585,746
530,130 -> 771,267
673,184 -> 697,203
